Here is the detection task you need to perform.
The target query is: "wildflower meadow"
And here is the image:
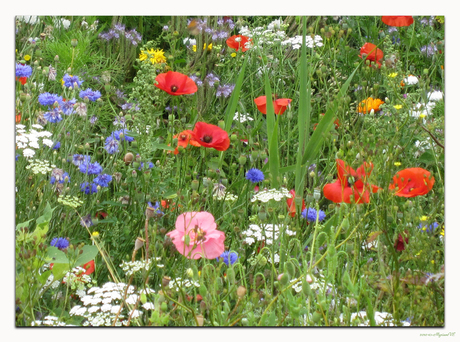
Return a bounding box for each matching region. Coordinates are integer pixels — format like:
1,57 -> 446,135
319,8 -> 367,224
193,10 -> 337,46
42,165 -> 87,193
14,13 -> 449,332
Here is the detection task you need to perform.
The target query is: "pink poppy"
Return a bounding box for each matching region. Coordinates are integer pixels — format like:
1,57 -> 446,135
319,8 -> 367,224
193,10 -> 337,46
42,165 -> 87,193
166,212 -> 225,259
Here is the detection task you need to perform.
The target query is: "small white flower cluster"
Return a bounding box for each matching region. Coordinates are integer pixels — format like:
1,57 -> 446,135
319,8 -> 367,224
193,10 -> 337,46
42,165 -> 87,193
17,16 -> 40,25
251,187 -> 292,203
120,257 -> 164,277
239,24 -> 287,47
16,124 -> 53,158
242,224 -> 295,246
63,266 -> 94,296
69,282 -> 156,326
281,35 -> 323,50
404,75 -> 419,85
25,159 -> 55,175
53,17 -> 71,30
212,183 -> 238,201
168,277 -> 200,292
31,315 -> 74,326
233,112 -> 254,123
339,311 -> 411,327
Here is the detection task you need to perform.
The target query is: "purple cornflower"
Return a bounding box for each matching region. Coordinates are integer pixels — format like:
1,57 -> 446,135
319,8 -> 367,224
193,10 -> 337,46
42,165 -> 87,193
301,208 -> 326,222
80,214 -> 94,227
62,74 -> 84,89
93,173 -> 112,187
216,251 -> 238,266
16,63 -> 33,78
43,108 -> 63,123
148,162 -> 154,169
245,168 -> 264,183
61,98 -> 76,115
104,136 -> 119,154
205,73 -> 220,87
216,84 -> 235,98
72,154 -> 91,167
52,141 -> 60,150
79,161 -> 103,175
80,182 -> 98,194
38,92 -> 63,107
79,88 -> 101,102
50,237 -> 69,250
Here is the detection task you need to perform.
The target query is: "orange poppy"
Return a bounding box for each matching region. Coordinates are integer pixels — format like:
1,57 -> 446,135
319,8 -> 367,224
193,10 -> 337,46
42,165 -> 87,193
359,43 -> 384,68
323,159 -> 380,204
154,71 -> 198,96
226,35 -> 252,52
286,189 -> 306,217
16,113 -> 22,123
172,130 -> 201,154
388,167 -> 435,197
381,16 -> 414,27
358,97 -> 385,114
191,122 -> 230,151
254,96 -> 291,115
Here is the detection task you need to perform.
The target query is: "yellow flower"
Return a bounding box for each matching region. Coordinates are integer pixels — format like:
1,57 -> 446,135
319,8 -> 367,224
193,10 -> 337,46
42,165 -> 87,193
419,114 -> 426,119
393,105 -> 402,110
394,162 -> 401,166
139,48 -> 166,64
192,43 -> 212,52
231,52 -> 237,58
440,227 -> 444,236
388,72 -> 398,78
24,54 -> 31,61
92,231 -> 99,238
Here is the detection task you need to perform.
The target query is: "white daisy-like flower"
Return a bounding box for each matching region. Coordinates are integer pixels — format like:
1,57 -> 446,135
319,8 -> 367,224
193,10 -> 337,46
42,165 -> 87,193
233,112 -> 254,123
404,75 -> 419,85
427,90 -> 443,101
23,148 -> 35,158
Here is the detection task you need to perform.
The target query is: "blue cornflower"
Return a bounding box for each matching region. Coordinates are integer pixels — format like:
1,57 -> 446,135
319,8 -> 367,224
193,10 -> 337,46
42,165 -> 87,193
138,162 -> 144,170
50,237 -> 69,250
93,173 -> 112,187
51,141 -> 60,150
38,92 -> 63,107
148,162 -> 154,169
16,154 -> 19,161
80,214 -> 94,228
72,154 -> 91,167
16,63 -> 33,78
43,108 -> 63,123
112,129 -> 134,142
217,251 -> 238,266
79,161 -> 103,175
104,136 -> 119,154
61,98 -> 76,115
80,182 -> 98,194
79,88 -> 101,102
301,208 -> 326,222
50,172 -> 70,185
245,168 -> 264,183
418,222 -> 439,233
62,74 -> 84,89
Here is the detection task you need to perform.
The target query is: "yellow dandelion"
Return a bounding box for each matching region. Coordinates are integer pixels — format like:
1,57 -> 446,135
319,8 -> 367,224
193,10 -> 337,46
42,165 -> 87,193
92,231 -> 99,238
419,114 -> 427,119
24,54 -> 31,61
420,216 -> 428,221
231,52 -> 237,58
393,105 -> 402,110
394,162 -> 401,166
388,72 -> 398,78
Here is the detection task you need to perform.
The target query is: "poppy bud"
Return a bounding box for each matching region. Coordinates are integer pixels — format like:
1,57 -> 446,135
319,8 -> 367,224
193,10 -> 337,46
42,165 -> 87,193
258,207 -> 267,221
124,152 -> 134,164
134,237 -> 145,251
230,133 -> 237,142
237,286 -> 246,298
162,276 -> 171,287
191,179 -> 199,190
218,120 -> 225,129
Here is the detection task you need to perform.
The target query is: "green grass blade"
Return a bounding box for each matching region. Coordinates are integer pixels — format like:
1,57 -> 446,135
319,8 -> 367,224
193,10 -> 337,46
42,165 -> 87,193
224,56 -> 248,132
264,72 -> 280,189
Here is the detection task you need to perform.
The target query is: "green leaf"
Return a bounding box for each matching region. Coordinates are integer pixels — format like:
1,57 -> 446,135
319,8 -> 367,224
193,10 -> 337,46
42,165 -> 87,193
47,246 -> 70,264
16,219 -> 34,231
51,263 -> 71,281
224,55 -> 248,132
36,202 -> 56,226
418,150 -> 437,165
151,141 -> 175,151
75,245 -> 99,267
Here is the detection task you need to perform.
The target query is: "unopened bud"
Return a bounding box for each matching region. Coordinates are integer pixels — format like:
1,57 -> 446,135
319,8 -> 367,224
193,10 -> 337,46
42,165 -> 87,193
162,276 -> 171,287
236,286 -> 246,298
124,152 -> 134,165
134,237 -> 145,251
71,39 -> 78,47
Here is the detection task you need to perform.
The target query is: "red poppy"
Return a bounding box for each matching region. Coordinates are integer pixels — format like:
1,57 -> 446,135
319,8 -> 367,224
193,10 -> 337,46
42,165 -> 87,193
16,76 -> 27,85
313,113 -> 340,130
226,35 -> 252,52
323,159 -> 380,204
16,113 -> 22,123
191,121 -> 230,151
161,199 -> 181,211
82,260 -> 95,275
381,16 -> 414,27
286,189 -> 306,217
359,43 -> 384,68
388,167 -> 435,197
154,71 -> 198,96
171,130 -> 201,154
394,230 -> 409,251
95,211 -> 108,219
254,96 -> 291,115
